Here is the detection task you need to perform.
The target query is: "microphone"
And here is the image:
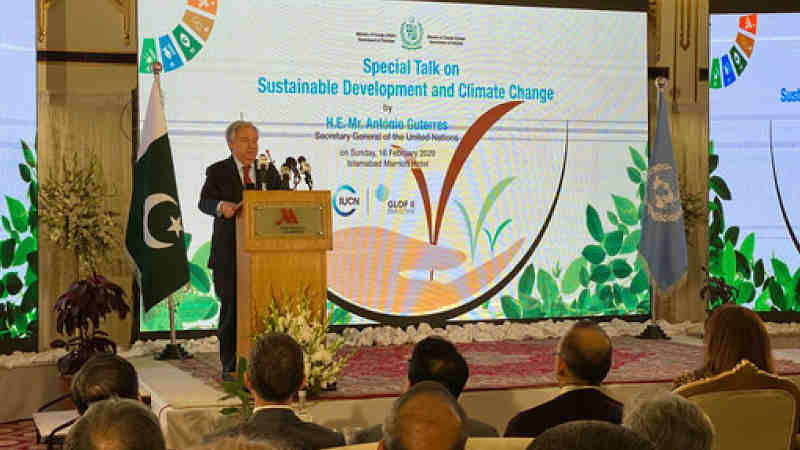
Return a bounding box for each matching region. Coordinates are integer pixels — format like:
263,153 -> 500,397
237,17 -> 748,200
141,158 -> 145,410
298,156 -> 313,190
280,163 -> 292,190
255,154 -> 270,190
285,157 -> 300,189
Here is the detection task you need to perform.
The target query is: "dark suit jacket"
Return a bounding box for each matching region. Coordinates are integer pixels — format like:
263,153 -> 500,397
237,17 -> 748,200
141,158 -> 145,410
198,156 -> 281,283
353,416 -> 499,443
212,408 -> 345,450
503,387 -> 623,438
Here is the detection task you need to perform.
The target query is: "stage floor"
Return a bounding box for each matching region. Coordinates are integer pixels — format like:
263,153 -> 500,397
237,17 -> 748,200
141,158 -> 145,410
133,335 -> 800,449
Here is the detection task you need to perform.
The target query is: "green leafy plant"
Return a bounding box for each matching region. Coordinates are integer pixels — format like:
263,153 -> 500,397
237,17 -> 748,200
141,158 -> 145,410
0,140 -> 39,344
454,177 -> 515,262
499,145 -> 651,319
327,301 -> 352,325
707,141 -> 799,312
219,356 -> 253,420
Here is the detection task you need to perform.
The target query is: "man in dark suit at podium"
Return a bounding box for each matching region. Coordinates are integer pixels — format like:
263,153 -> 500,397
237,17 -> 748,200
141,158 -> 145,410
504,320 -> 623,438
199,120 -> 280,378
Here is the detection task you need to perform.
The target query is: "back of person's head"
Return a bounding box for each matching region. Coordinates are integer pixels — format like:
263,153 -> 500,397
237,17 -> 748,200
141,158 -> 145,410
624,391 -> 714,450
528,421 -> 655,450
557,320 -> 613,385
704,304 -> 775,375
64,397 -> 165,450
248,333 -> 304,402
71,353 -> 139,414
408,336 -> 469,398
383,380 -> 467,450
191,436 -> 284,450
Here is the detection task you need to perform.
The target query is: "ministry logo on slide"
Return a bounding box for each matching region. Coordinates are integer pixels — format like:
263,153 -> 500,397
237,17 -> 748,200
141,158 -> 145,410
401,17 -> 423,50
333,185 -> 360,217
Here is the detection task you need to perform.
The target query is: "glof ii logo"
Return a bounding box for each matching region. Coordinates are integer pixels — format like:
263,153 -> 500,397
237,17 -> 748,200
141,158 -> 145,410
401,17 -> 423,50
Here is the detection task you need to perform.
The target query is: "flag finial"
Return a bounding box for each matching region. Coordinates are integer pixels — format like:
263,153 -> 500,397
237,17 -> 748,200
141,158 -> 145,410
655,76 -> 668,92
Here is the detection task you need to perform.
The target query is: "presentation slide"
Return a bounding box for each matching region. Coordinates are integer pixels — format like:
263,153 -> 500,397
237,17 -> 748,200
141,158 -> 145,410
709,13 -> 800,313
137,0 -> 648,329
0,3 -> 37,347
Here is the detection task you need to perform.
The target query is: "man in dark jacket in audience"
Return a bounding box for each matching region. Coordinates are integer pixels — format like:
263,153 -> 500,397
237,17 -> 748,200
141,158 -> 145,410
354,336 -> 498,443
505,320 -> 623,437
209,333 -> 344,450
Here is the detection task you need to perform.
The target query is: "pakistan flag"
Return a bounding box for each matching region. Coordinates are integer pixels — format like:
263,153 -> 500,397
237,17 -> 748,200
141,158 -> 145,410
126,76 -> 189,311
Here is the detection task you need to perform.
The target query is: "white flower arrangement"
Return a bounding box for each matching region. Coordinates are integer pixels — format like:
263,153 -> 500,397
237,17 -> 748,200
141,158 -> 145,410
38,153 -> 119,277
257,291 -> 351,396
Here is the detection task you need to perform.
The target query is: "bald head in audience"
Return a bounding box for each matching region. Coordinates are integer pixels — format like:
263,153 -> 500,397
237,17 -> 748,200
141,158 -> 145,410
383,381 -> 468,450
556,320 -> 613,386
528,421 -> 655,450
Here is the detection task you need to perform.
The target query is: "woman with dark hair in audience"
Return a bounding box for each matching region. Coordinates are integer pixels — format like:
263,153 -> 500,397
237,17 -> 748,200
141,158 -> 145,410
672,303 -> 775,389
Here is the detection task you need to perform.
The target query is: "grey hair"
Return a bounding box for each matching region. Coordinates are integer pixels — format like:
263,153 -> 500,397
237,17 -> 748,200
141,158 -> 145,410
226,120 -> 258,143
190,436 -> 286,450
383,380 -> 468,450
528,421 -> 655,450
623,391 -> 715,450
65,397 -> 165,450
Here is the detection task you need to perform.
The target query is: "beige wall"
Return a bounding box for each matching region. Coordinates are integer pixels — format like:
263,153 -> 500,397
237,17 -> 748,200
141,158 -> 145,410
34,1 -> 712,351
36,0 -> 137,350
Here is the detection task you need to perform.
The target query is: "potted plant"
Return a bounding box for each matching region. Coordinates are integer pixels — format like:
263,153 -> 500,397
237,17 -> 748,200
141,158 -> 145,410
50,274 -> 130,375
39,152 -> 129,376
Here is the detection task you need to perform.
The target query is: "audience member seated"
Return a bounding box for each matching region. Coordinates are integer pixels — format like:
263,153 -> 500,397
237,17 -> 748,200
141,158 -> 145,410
504,320 -> 622,437
190,436 -> 284,450
382,380 -> 468,450
354,336 -> 498,443
527,421 -> 655,450
207,333 -> 344,450
672,304 -> 775,389
64,397 -> 166,450
623,390 -> 714,450
71,353 -> 139,414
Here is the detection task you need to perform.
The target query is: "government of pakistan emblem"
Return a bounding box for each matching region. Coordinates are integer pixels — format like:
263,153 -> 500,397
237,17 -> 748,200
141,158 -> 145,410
645,163 -> 683,222
401,17 -> 423,50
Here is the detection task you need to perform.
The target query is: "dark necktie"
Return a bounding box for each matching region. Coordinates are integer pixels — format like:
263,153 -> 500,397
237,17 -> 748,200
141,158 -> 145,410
242,164 -> 253,185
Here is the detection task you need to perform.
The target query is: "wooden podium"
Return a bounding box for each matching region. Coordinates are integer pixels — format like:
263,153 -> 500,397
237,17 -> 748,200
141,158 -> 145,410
235,190 -> 332,362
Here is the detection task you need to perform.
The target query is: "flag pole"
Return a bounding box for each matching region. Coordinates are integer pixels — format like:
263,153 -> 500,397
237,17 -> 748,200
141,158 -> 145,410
637,76 -> 671,340
148,61 -> 192,360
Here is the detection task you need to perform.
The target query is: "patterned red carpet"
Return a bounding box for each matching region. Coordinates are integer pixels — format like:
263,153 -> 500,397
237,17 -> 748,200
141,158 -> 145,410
169,337 -> 800,399
0,420 -> 45,450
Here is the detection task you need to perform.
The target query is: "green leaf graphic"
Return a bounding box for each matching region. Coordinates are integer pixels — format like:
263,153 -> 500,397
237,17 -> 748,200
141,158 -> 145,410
630,270 -> 649,294
612,195 -> 639,226
630,146 -> 647,171
739,232 -> 755,263
626,167 -> 642,183
189,263 -> 211,294
537,269 -> 559,311
710,176 -> 731,200
518,264 -> 535,297
753,259 -> 765,287
21,140 -> 36,167
722,241 -> 736,285
724,226 -> 739,246
579,266 -> 590,287
772,258 -> 792,287
453,199 -> 475,260
620,230 -> 641,254
586,205 -> 604,242
472,177 -> 515,257
604,231 -> 624,256
582,245 -> 606,265
610,259 -> 633,279
5,196 -> 28,232
562,257 -> 586,295
590,265 -> 611,283
501,295 -> 521,319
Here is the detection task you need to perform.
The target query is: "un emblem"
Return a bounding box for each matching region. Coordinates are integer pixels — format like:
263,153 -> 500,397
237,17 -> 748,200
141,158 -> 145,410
401,17 -> 423,50
645,163 -> 683,222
